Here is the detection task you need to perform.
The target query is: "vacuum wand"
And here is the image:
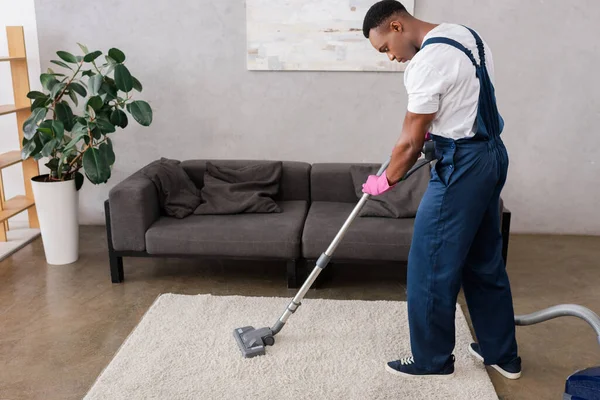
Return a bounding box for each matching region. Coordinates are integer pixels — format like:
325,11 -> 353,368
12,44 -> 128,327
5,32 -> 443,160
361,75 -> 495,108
233,142 -> 436,357
271,143 -> 435,335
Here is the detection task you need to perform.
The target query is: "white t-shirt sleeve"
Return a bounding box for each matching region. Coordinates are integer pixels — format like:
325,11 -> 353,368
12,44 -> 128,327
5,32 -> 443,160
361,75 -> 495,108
404,61 -> 451,114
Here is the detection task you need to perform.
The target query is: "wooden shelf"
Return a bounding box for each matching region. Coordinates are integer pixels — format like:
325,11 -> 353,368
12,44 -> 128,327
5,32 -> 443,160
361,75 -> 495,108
0,195 -> 35,223
0,26 -> 40,239
0,56 -> 26,62
0,151 -> 22,170
0,104 -> 29,116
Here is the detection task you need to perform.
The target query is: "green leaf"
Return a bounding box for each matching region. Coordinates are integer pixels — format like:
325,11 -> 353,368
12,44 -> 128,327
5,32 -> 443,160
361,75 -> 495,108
127,100 -> 153,126
108,48 -> 126,63
50,60 -> 72,70
99,141 -> 116,166
41,138 -> 59,157
105,63 -> 116,76
57,51 -> 78,63
100,82 -> 118,100
83,147 -> 110,184
27,91 -> 47,100
114,64 -> 133,92
70,82 -> 87,97
51,120 -> 65,140
72,121 -> 88,135
23,107 -> 47,139
50,82 -> 66,99
68,90 -> 79,106
88,74 -> 103,95
131,76 -> 143,92
87,105 -> 96,119
55,101 -> 75,131
96,117 -> 116,134
110,109 -> 128,128
45,158 -> 59,172
82,70 -> 94,77
64,131 -> 86,152
40,73 -> 59,91
30,97 -> 49,111
75,171 -> 84,190
21,138 -> 38,160
77,43 -> 90,54
83,50 -> 102,62
87,96 -> 103,111
92,127 -> 102,140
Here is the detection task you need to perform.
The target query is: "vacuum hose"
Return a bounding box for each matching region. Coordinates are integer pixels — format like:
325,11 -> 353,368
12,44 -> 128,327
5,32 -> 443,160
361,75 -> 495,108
515,304 -> 600,347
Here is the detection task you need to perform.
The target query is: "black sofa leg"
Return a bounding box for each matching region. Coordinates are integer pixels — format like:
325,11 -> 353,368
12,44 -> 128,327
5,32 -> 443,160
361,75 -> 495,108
105,200 -> 124,283
110,255 -> 124,283
287,260 -> 299,289
501,209 -> 511,266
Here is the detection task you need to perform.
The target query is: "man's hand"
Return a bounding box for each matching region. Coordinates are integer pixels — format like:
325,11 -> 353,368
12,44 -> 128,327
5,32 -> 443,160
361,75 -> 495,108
362,111 -> 436,196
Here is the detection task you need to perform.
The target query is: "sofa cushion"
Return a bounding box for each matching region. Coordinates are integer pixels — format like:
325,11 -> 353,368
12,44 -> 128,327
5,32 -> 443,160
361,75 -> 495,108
181,160 -> 311,202
349,163 -> 430,218
194,161 -> 282,215
141,158 -> 202,219
146,201 -> 307,259
302,202 -> 415,261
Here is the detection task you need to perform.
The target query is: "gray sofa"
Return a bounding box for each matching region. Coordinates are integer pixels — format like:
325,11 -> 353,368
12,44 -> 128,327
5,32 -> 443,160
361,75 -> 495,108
105,159 -> 511,288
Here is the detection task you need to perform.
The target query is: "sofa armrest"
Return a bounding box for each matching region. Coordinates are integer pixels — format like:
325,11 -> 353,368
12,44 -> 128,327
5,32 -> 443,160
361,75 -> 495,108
108,170 -> 160,252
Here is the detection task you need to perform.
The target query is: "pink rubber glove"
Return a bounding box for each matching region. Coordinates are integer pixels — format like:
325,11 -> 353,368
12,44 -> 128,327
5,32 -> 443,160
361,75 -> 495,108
362,171 -> 396,196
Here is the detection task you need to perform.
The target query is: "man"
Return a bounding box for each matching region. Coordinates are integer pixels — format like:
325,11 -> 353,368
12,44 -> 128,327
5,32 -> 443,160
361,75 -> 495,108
361,0 -> 521,379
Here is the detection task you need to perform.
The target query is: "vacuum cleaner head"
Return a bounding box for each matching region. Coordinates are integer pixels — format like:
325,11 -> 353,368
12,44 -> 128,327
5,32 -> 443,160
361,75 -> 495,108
233,326 -> 275,358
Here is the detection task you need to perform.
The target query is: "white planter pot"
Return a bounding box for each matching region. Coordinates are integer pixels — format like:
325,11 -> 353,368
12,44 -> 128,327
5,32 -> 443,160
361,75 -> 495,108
31,176 -> 79,265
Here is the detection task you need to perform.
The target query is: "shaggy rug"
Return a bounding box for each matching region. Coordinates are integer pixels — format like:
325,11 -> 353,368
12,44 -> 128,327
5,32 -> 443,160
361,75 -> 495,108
84,294 -> 497,399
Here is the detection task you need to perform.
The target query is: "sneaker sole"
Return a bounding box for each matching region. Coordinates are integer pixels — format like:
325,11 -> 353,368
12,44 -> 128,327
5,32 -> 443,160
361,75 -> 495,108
468,345 -> 521,380
385,363 -> 454,378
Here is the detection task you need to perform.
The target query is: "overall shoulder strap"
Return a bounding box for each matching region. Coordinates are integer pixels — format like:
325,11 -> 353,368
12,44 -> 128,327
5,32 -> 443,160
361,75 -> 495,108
462,26 -> 486,66
421,37 -> 478,68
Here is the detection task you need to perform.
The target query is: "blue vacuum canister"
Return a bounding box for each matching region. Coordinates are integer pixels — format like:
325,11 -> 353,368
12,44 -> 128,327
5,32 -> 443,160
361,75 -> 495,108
564,366 -> 600,400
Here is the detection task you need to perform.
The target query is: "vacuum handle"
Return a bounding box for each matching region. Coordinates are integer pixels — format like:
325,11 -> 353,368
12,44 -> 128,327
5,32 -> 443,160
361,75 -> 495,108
375,157 -> 391,177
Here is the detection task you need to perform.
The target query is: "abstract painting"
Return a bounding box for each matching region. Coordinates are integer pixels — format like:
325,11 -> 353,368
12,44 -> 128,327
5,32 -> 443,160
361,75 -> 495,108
246,0 -> 415,72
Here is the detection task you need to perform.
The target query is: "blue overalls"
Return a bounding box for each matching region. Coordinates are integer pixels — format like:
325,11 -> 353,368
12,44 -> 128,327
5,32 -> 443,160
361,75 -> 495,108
406,27 -> 518,371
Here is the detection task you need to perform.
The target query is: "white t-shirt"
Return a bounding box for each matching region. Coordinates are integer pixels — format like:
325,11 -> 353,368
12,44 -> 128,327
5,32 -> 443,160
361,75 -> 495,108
403,23 -> 496,140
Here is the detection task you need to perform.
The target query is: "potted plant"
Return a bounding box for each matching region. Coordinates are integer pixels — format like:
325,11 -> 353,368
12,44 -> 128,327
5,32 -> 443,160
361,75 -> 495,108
21,44 -> 153,265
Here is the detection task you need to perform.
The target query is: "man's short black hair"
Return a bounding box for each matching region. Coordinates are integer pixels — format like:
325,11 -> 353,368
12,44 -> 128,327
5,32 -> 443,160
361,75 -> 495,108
362,0 -> 408,38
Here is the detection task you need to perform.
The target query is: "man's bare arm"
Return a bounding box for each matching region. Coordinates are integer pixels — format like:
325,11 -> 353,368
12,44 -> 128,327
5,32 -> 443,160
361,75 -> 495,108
385,111 -> 436,184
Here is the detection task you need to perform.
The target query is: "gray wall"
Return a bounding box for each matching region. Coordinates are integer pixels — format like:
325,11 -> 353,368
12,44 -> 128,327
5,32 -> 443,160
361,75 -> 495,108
33,0 -> 600,235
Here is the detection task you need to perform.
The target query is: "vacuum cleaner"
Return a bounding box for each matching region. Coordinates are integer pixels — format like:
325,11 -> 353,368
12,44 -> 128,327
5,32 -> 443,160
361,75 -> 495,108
233,141 -> 600,399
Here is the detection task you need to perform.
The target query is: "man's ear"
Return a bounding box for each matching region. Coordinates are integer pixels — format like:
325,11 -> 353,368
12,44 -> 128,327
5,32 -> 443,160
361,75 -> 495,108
391,21 -> 403,33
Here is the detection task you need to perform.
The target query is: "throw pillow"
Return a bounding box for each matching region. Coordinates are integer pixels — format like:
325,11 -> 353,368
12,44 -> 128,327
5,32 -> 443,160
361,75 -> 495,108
349,163 -> 430,218
142,157 -> 202,219
194,161 -> 283,215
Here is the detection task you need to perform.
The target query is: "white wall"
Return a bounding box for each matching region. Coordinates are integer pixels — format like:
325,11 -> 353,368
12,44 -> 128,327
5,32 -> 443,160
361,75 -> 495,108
9,0 -> 600,235
0,0 -> 43,224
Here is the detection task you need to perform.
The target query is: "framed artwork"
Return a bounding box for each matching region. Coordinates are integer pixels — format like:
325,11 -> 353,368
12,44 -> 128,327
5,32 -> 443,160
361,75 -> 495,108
246,0 -> 415,72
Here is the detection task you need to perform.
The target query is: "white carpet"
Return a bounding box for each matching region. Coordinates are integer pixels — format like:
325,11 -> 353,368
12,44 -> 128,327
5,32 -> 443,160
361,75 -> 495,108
84,294 -> 498,400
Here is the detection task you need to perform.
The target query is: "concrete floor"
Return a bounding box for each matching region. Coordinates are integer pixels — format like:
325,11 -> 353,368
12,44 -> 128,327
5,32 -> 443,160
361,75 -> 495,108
1,226 -> 599,400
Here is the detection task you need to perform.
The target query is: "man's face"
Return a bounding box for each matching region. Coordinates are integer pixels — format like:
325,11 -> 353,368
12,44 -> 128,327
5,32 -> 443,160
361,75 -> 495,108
368,21 -> 416,63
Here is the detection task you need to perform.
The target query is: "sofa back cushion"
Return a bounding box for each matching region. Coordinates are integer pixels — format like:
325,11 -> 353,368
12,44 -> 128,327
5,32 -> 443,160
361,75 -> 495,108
310,163 -> 360,203
311,162 -> 431,205
180,159 -> 311,202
